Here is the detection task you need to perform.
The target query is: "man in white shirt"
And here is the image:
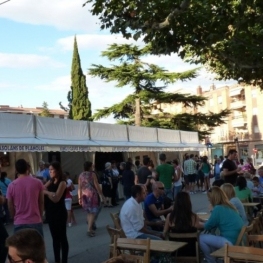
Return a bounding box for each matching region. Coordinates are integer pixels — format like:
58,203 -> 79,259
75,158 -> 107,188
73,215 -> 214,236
120,185 -> 162,240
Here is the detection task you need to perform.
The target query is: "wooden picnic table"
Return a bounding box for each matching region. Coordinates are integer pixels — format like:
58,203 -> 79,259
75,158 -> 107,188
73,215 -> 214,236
211,246 -> 263,262
114,239 -> 187,253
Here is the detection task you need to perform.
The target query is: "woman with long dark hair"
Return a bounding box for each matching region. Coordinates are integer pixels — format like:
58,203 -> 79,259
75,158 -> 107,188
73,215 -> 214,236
163,192 -> 204,257
43,161 -> 68,263
234,176 -> 252,202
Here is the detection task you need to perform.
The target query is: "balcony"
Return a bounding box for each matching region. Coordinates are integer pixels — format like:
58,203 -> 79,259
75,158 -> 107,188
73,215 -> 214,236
231,115 -> 247,128
230,100 -> 246,110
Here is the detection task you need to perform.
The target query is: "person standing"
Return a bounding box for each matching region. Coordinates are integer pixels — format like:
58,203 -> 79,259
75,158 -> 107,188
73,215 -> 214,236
7,159 -> 44,236
135,157 -> 152,193
172,159 -> 183,198
184,154 -> 197,194
156,153 -> 174,200
122,162 -> 135,200
44,161 -> 68,263
222,149 -> 242,185
101,162 -> 113,207
0,171 -> 11,224
111,161 -> 119,206
78,161 -> 105,237
0,193 -> 8,263
199,156 -> 211,194
64,172 -> 75,227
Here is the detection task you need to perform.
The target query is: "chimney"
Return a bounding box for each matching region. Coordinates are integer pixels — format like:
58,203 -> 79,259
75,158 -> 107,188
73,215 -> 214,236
210,83 -> 216,90
196,85 -> 202,95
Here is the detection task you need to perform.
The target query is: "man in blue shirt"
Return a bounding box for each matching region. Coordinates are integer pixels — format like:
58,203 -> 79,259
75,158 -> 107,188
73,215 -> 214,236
144,182 -> 172,230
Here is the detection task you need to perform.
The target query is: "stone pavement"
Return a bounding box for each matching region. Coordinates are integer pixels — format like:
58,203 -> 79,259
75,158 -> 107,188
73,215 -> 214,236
5,192 -> 210,263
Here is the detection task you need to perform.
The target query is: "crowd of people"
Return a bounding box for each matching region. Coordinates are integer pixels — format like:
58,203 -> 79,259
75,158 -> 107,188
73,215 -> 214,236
1,149 -> 263,263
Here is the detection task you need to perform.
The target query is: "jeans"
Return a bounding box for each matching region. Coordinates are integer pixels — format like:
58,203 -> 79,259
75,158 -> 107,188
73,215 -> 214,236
136,233 -> 162,240
173,185 -> 182,199
14,223 -> 43,237
214,173 -> 220,180
199,234 -> 232,263
164,188 -> 173,200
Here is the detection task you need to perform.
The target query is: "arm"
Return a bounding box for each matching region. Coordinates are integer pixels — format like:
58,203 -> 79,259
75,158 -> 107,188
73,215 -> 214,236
148,203 -> 172,217
0,195 -> 5,205
134,175 -> 139,185
223,167 -> 240,176
78,175 -> 82,205
198,163 -> 203,171
44,180 -> 51,190
163,213 -> 171,236
38,190 -> 44,220
92,173 -> 105,202
43,181 -> 67,203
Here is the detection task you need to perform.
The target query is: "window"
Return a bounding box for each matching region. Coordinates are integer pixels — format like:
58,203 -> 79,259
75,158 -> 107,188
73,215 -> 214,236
254,125 -> 259,133
217,96 -> 222,104
251,89 -> 257,98
252,108 -> 258,115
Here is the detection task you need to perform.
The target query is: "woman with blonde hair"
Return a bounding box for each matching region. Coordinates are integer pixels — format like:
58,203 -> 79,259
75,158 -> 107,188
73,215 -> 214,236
199,186 -> 244,263
221,183 -> 248,225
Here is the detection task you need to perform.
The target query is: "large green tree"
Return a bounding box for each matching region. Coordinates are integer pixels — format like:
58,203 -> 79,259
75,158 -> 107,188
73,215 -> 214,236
85,0 -> 263,88
89,43 -> 230,138
60,36 -> 92,120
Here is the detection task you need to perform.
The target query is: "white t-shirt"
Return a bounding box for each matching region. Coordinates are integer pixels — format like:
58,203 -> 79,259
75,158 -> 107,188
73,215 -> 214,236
174,166 -> 182,187
120,197 -> 144,238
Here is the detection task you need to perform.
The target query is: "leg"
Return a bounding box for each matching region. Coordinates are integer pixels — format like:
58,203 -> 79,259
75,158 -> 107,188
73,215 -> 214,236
59,219 -> 69,263
136,233 -> 162,240
49,221 -> 62,263
199,234 -> 232,263
87,213 -> 96,235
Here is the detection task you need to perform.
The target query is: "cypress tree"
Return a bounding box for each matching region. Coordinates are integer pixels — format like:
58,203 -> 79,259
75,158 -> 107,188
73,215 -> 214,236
60,36 -> 92,120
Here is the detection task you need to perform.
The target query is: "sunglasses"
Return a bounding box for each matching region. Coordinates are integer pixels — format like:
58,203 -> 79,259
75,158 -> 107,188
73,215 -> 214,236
158,187 -> 165,190
8,255 -> 25,263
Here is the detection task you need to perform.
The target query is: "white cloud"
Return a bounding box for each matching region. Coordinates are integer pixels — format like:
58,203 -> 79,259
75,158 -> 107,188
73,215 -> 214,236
0,0 -> 99,32
0,53 -> 65,68
56,34 -> 143,52
35,75 -> 70,91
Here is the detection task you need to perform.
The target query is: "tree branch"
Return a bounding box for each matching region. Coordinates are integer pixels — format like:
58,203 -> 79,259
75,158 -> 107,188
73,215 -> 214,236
149,0 -> 191,29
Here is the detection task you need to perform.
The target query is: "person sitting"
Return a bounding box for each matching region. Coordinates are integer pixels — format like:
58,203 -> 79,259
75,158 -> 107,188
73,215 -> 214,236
120,185 -> 162,240
163,192 -> 204,257
234,176 -> 252,202
243,172 -> 253,190
221,183 -> 248,225
6,228 -> 46,263
144,182 -> 172,231
199,186 -> 244,263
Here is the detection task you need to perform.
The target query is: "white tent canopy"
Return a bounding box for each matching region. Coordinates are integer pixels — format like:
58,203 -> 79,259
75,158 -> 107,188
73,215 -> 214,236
0,113 -> 205,152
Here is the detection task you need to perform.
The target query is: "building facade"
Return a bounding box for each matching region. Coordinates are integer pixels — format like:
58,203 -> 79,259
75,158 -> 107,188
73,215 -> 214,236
153,84 -> 263,165
0,105 -> 68,119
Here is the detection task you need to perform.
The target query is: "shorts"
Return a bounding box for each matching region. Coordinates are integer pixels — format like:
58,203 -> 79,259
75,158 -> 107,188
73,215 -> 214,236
188,174 -> 196,183
65,199 -> 72,210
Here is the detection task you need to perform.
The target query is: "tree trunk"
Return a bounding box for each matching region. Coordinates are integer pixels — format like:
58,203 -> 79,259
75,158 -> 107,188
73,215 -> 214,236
135,98 -> 141,126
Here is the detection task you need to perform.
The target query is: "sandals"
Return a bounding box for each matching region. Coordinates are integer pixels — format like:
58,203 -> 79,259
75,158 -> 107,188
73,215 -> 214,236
87,231 -> 95,237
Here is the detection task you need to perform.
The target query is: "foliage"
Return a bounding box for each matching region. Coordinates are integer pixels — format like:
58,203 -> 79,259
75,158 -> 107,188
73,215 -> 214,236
85,0 -> 263,88
89,43 -> 230,138
39,102 -> 52,117
60,36 -> 92,120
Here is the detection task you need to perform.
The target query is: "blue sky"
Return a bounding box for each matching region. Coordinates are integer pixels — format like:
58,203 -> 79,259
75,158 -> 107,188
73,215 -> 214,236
0,0 -> 235,123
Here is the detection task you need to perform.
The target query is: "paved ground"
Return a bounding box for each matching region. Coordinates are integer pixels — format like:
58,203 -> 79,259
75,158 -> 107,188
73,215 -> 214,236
5,192 -> 210,263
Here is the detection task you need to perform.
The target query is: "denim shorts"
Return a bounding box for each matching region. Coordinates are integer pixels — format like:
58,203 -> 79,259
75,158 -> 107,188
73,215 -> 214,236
14,223 -> 43,237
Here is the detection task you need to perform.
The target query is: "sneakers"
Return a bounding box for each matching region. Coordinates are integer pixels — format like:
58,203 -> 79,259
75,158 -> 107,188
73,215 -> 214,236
202,191 -> 207,194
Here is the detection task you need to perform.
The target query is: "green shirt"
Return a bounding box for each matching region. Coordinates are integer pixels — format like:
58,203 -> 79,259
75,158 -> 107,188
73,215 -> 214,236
234,186 -> 252,202
156,163 -> 174,189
